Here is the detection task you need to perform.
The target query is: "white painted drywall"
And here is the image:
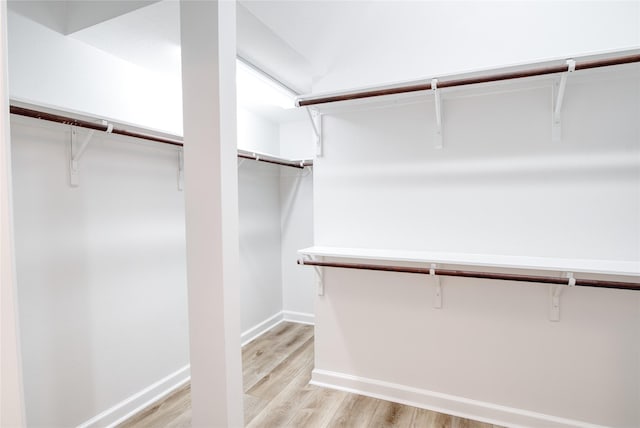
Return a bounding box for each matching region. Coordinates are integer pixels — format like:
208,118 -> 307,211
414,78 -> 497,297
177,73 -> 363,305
238,107 -> 280,155
311,64 -> 640,427
7,10 -> 183,135
280,171 -> 314,319
279,119 -> 315,160
280,120 -> 315,318
10,117 -> 189,427
9,109 -> 291,428
8,8 -> 304,426
313,1 -> 640,93
6,4 -> 315,426
239,160 -> 283,332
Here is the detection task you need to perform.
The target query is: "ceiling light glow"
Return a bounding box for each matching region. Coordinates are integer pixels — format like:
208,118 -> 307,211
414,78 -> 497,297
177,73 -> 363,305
236,59 -> 296,110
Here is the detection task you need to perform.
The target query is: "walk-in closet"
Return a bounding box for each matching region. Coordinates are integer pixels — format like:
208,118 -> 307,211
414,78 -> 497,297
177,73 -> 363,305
1,2 -> 639,428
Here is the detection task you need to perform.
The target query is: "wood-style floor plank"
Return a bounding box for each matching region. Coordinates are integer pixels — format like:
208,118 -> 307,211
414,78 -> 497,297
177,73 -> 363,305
119,383 -> 191,428
242,322 -> 314,392
285,385 -> 349,428
118,322 -> 504,428
369,400 -> 417,427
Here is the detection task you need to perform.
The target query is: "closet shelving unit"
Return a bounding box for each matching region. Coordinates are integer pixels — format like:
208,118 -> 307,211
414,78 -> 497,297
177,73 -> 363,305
296,49 -> 640,303
298,247 -> 640,291
298,247 -> 639,322
297,51 -> 640,107
9,102 -> 313,170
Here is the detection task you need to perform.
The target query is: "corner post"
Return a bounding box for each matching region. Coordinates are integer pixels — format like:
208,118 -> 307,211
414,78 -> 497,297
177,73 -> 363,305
1,1 -> 27,425
180,1 -> 243,426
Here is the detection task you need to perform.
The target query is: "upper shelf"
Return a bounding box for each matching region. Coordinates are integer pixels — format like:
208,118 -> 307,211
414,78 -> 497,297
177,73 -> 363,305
296,48 -> 640,108
298,246 -> 640,277
10,100 -> 313,170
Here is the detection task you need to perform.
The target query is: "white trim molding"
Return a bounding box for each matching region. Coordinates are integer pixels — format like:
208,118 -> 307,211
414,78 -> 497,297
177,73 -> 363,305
241,312 -> 285,346
78,313 -> 315,427
241,311 -> 315,346
77,365 -> 190,428
311,369 -> 608,428
283,310 -> 315,325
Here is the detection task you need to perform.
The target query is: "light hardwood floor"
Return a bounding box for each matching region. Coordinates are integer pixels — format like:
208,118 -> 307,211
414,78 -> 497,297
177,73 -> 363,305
118,323 -> 501,427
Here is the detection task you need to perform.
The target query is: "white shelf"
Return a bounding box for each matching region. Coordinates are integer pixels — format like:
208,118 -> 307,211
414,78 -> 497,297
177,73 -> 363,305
298,246 -> 640,277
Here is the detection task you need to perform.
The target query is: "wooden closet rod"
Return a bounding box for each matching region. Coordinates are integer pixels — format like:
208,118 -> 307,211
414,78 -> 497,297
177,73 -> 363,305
10,105 -> 313,169
297,259 -> 640,291
296,52 -> 640,107
10,105 -> 184,146
238,152 -> 313,168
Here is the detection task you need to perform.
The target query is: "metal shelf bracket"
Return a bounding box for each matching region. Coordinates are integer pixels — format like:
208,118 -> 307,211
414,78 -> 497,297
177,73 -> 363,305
430,263 -> 442,308
178,149 -> 184,191
69,121 -> 111,187
306,107 -> 323,157
552,59 -> 576,143
550,272 -> 576,321
432,78 -> 443,149
304,255 -> 324,296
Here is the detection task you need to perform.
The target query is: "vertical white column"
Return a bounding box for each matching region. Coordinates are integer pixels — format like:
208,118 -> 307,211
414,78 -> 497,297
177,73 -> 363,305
180,1 -> 243,426
0,2 -> 26,427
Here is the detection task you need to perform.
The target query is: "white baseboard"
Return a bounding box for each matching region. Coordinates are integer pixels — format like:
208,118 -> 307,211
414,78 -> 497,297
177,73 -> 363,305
283,310 -> 315,325
77,365 -> 190,428
241,311 -> 315,346
241,311 -> 285,346
311,369 -> 607,428
78,313 -> 314,427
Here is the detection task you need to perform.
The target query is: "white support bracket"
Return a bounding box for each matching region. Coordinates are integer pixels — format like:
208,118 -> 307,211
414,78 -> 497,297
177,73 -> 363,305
550,272 -> 576,321
430,263 -> 442,309
432,78 -> 443,149
177,149 -> 184,191
552,59 -> 575,143
305,107 -> 323,157
305,255 -> 324,296
69,121 -> 111,187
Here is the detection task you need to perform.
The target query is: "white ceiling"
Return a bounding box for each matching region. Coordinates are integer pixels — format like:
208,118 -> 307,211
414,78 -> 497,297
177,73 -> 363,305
8,0 -> 319,122
8,0 -> 640,112
7,1 -> 159,34
240,0 -> 372,82
7,0 -> 367,94
69,0 -> 181,74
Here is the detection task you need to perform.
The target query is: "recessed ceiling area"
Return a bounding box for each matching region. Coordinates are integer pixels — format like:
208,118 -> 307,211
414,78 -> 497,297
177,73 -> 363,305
7,0 -> 315,124
10,1 -> 640,94
7,0 -> 317,94
68,0 -> 181,74
7,0 -> 160,35
7,0 -> 640,125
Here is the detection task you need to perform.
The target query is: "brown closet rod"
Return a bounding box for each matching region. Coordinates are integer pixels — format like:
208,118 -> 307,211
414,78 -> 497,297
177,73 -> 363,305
296,53 -> 640,107
238,152 -> 313,169
10,105 -> 313,169
10,105 -> 184,146
297,259 -> 640,291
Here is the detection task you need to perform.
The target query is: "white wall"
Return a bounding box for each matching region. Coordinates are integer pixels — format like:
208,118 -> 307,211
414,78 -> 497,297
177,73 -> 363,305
10,117 -> 189,427
7,10 -> 183,135
237,107 -> 285,334
239,160 -> 283,332
313,1 -> 640,93
280,172 -> 314,319
311,64 -> 640,427
237,107 -> 280,155
6,6 -> 314,426
280,120 -> 315,320
9,113 -> 293,427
